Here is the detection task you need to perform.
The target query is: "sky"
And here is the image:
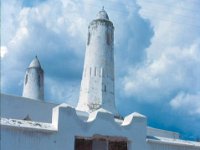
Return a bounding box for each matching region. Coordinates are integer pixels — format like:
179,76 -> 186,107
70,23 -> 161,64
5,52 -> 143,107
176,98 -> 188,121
1,0 -> 200,140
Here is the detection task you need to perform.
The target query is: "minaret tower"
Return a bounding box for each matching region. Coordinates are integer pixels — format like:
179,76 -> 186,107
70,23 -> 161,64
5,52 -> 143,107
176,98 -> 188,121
22,56 -> 44,100
77,8 -> 117,115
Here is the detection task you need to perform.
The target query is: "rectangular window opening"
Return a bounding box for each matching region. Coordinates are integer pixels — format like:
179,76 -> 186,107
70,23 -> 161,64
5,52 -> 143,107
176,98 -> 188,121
75,136 -> 128,150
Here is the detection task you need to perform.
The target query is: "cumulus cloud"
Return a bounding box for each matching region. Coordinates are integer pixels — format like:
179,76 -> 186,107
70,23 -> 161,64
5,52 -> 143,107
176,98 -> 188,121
1,0 -> 152,103
170,92 -> 200,115
123,40 -> 200,101
45,78 -> 80,106
2,0 -> 200,139
120,0 -> 200,139
1,0 -> 88,97
123,0 -> 200,104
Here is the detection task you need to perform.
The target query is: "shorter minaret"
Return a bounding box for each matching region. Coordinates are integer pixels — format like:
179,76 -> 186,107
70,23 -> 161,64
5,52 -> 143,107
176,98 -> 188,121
22,56 -> 44,100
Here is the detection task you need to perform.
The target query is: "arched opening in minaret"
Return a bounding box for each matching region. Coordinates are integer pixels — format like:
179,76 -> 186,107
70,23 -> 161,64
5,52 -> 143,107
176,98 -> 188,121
25,74 -> 28,85
103,84 -> 106,92
38,74 -> 40,87
90,67 -> 92,76
106,32 -> 111,45
87,32 -> 91,45
94,67 -> 97,76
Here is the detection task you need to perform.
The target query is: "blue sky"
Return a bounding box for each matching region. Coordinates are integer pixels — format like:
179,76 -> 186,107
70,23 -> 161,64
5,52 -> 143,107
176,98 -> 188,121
1,0 -> 200,140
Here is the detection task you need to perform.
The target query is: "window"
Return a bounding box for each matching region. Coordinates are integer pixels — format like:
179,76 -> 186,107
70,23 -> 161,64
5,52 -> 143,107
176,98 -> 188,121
38,75 -> 40,87
90,68 -> 92,76
87,32 -> 91,45
101,68 -> 104,77
25,74 -> 28,85
102,84 -> 106,92
109,141 -> 127,150
75,136 -> 127,150
75,138 -> 92,150
107,32 -> 112,45
94,67 -> 97,76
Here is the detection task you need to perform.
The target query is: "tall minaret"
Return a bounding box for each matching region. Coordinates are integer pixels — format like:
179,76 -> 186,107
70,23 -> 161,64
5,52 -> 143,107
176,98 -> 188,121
22,56 -> 44,100
77,8 -> 117,115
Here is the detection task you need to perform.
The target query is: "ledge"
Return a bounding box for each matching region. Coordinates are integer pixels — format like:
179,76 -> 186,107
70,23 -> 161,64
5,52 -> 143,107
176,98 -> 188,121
0,118 -> 56,132
146,136 -> 200,147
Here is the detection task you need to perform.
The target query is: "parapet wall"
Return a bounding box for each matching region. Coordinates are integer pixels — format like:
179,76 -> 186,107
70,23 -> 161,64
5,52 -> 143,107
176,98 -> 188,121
1,103 -> 147,150
1,96 -> 200,150
0,93 -> 57,122
147,127 -> 179,139
1,102 -> 200,150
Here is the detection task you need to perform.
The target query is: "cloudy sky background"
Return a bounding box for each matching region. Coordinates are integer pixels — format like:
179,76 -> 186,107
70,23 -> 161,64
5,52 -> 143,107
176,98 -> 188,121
1,0 -> 200,140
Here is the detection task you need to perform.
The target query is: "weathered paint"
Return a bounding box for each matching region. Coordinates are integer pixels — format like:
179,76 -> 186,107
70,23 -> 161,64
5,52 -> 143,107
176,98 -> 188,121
77,8 -> 117,115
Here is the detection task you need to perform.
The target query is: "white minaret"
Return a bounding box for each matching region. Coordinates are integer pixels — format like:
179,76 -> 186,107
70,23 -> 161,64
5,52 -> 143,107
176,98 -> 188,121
22,56 -> 44,100
77,8 -> 118,115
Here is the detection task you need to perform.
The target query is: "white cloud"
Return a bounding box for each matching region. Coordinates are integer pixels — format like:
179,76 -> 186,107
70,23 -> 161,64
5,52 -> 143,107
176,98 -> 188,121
1,46 -> 8,58
45,78 -> 79,106
1,0 -> 152,102
170,92 -> 200,115
1,0 -> 200,138
10,26 -> 29,45
137,0 -> 200,59
123,0 -> 200,104
124,41 -> 200,102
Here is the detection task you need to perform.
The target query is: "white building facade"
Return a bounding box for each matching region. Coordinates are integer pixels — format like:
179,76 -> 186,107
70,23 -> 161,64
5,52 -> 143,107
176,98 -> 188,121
1,8 -> 200,150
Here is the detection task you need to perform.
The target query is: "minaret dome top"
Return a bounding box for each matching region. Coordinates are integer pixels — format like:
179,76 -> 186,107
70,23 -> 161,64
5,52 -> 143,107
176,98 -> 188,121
96,7 -> 109,20
29,56 -> 41,68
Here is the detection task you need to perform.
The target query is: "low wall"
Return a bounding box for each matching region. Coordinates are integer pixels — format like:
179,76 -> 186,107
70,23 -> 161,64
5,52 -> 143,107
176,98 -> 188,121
147,127 -> 179,139
1,104 -> 148,150
0,93 -> 57,122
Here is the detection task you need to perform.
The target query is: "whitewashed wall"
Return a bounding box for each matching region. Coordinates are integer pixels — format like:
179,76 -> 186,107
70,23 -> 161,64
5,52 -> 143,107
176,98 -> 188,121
147,142 -> 200,150
1,104 -> 147,150
1,97 -> 200,150
0,94 -> 57,122
147,127 -> 179,139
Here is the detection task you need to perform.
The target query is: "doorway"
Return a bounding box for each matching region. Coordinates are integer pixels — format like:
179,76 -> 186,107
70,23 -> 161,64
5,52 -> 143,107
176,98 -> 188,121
75,135 -> 128,150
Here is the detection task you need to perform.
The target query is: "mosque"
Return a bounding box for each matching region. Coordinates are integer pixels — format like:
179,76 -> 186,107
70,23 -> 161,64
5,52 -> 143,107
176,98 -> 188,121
1,8 -> 200,150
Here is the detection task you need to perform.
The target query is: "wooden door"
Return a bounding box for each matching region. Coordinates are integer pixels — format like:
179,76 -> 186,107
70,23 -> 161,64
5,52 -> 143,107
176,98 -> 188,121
75,138 -> 92,150
108,141 -> 127,150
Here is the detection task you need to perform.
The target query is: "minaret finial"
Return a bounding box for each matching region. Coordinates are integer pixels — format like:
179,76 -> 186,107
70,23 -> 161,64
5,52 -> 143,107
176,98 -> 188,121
102,6 -> 104,11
